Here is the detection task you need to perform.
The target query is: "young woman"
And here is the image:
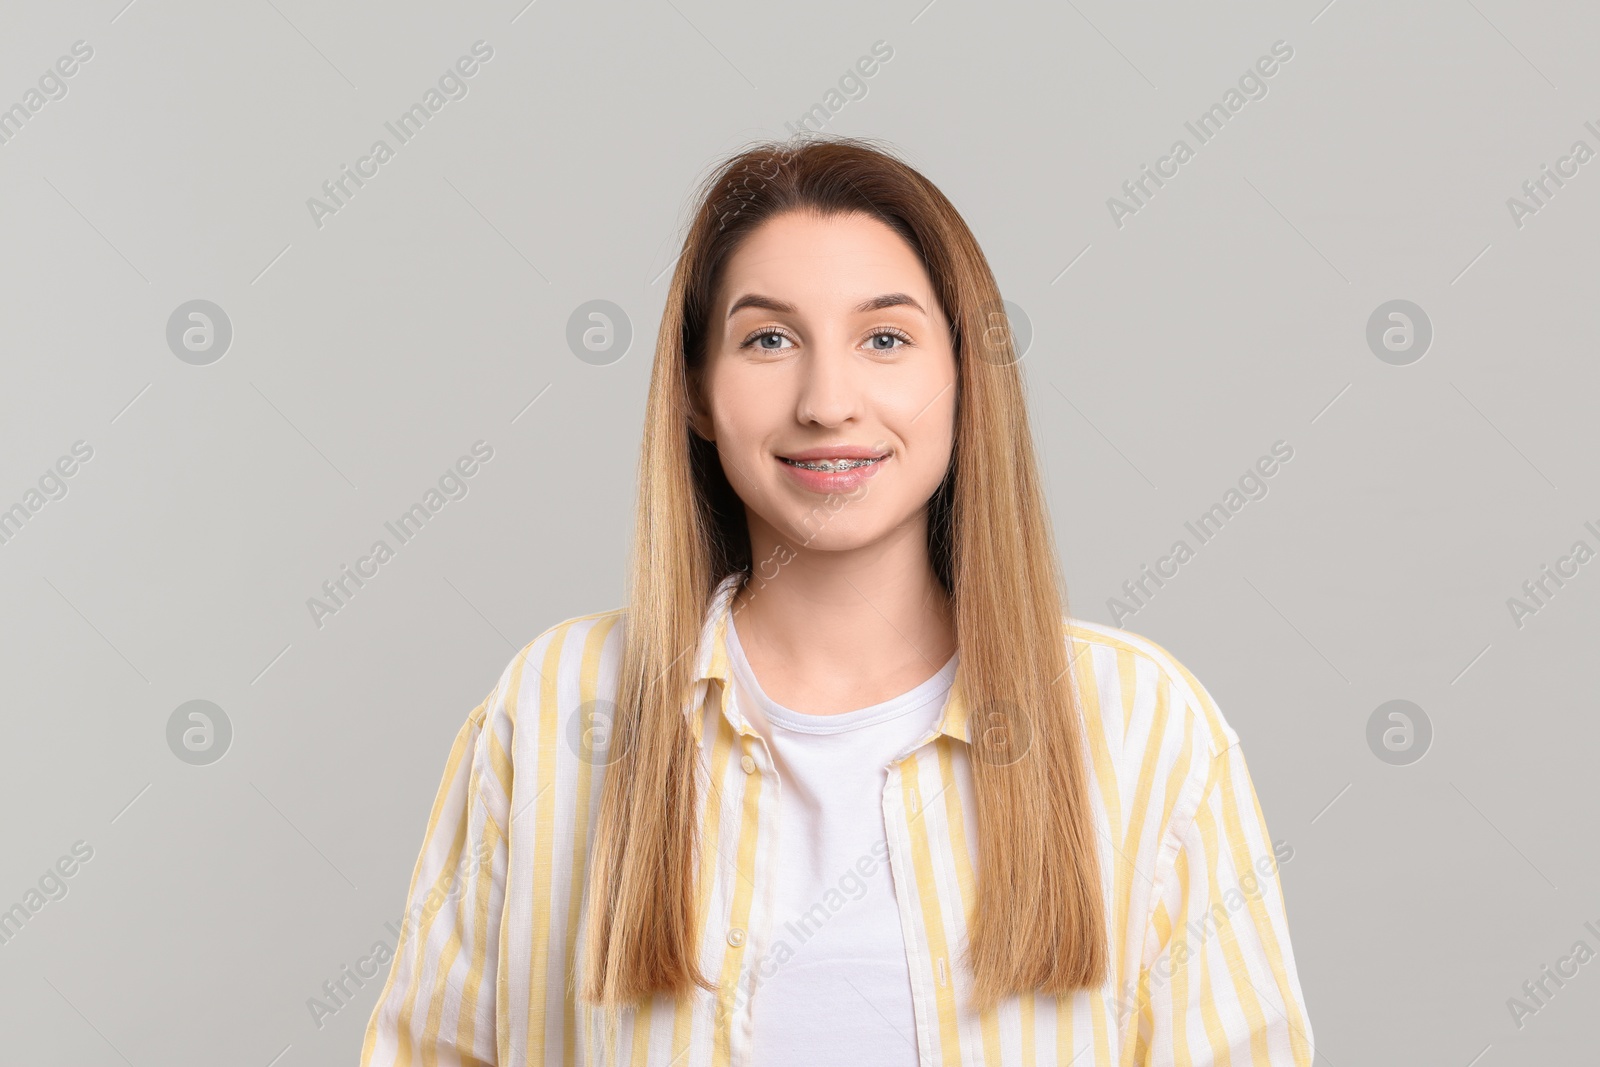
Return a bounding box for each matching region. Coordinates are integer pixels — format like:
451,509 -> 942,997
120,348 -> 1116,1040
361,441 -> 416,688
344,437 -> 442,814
360,136 -> 1314,1066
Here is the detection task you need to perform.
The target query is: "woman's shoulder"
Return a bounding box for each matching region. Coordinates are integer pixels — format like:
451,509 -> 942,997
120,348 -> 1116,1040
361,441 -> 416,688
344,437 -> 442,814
513,603 -> 631,673
421,605 -> 631,843
480,604 -> 631,719
1062,615 -> 1241,764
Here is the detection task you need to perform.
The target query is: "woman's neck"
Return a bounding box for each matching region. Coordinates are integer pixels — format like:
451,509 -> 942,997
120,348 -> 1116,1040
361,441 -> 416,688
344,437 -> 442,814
728,544 -> 956,717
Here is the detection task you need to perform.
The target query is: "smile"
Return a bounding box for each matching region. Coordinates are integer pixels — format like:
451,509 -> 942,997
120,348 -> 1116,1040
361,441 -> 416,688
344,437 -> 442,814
778,456 -> 887,472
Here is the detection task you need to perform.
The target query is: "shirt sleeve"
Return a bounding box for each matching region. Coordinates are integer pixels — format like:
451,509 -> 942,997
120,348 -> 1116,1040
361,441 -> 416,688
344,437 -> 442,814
359,696 -> 510,1067
1133,740 -> 1316,1067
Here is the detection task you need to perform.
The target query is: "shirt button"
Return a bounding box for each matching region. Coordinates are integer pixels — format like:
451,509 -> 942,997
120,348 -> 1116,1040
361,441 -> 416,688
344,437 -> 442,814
740,754 -> 756,774
727,927 -> 745,946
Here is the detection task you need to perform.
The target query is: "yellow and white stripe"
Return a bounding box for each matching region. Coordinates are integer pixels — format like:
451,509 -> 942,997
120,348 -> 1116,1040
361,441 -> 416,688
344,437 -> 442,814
360,572 -> 1315,1066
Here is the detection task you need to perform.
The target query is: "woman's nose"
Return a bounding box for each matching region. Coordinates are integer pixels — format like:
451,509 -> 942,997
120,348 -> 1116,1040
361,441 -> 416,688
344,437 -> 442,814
792,345 -> 860,426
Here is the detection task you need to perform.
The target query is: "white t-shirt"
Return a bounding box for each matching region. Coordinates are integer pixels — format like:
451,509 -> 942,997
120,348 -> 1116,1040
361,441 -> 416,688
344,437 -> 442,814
726,612 -> 959,1067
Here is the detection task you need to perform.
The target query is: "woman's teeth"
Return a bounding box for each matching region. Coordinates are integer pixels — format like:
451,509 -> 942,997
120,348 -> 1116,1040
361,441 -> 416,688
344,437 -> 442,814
781,456 -> 884,472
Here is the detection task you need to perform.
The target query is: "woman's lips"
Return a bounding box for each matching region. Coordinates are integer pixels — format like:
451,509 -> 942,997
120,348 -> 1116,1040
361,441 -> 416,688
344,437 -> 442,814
775,453 -> 888,494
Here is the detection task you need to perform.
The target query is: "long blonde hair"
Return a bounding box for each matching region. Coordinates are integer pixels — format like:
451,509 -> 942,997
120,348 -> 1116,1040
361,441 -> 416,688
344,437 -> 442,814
579,134 -> 1106,1013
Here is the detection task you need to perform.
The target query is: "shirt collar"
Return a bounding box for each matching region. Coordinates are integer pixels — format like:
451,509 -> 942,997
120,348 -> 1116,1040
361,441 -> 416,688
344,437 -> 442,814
686,571 -> 972,745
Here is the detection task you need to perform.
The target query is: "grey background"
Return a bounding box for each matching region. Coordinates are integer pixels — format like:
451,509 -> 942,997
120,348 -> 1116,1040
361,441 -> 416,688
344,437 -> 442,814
1,0 -> 1595,1063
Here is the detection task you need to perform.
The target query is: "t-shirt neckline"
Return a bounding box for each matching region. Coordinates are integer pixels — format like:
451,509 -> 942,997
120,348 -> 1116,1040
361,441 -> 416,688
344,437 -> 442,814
725,610 -> 959,736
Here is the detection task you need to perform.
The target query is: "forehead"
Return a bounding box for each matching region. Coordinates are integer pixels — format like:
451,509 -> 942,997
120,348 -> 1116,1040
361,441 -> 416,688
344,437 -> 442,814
716,210 -> 936,311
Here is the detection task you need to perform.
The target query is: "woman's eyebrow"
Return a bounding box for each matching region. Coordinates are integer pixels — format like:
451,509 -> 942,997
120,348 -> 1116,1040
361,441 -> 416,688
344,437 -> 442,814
725,292 -> 927,319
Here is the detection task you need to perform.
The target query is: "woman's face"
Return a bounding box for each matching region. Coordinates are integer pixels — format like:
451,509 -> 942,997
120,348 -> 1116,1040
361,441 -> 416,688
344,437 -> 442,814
692,209 -> 958,555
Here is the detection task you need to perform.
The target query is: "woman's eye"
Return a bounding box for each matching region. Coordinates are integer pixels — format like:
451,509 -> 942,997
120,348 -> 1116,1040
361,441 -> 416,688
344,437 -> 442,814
740,328 -> 910,352
745,330 -> 793,351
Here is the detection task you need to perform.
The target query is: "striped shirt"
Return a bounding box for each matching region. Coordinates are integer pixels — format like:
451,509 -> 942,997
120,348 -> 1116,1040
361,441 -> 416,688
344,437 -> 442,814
359,571 -> 1315,1066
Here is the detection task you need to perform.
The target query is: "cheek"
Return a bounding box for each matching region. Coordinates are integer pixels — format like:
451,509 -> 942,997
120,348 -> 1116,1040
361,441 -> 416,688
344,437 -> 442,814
707,371 -> 782,486
892,366 -> 958,458
715,378 -> 772,441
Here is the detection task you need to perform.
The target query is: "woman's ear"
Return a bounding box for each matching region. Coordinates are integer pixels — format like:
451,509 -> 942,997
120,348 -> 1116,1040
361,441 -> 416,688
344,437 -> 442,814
686,367 -> 715,443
